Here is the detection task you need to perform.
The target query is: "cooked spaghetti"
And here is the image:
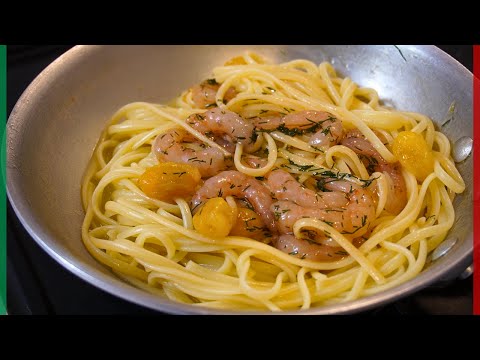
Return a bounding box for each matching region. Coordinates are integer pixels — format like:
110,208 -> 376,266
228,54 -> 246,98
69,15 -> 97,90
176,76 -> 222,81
81,52 -> 465,311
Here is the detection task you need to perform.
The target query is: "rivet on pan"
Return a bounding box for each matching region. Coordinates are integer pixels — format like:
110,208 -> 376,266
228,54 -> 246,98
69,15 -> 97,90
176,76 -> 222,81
452,136 -> 473,163
458,265 -> 473,280
431,237 -> 457,261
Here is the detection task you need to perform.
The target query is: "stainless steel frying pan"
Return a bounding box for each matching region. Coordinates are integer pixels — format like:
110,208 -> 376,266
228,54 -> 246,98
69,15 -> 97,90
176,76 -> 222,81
6,45 -> 473,314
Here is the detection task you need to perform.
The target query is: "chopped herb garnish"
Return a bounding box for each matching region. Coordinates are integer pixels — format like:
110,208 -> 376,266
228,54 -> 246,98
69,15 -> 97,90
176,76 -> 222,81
288,159 -> 315,172
441,118 -> 452,127
310,145 -> 325,153
361,215 -> 367,227
359,176 -> 379,188
300,228 -> 317,240
191,202 -> 201,213
243,198 -> 254,211
250,131 -> 258,144
393,45 -> 407,62
289,250 -> 299,256
316,178 -> 332,192
273,205 -> 281,220
341,226 -> 364,235
276,123 -> 303,137
257,116 -> 336,137
321,125 -> 332,136
358,154 -> 379,173
206,78 -> 218,85
194,113 -> 205,122
320,170 -> 344,178
441,101 -> 456,127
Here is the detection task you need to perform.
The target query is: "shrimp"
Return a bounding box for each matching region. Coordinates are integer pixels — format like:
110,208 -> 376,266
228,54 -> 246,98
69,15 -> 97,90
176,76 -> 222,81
254,110 -> 343,148
191,170 -> 277,232
266,169 -> 375,262
190,79 -> 237,109
153,108 -> 256,176
186,108 -> 257,153
266,169 -> 349,209
153,129 -> 227,178
243,155 -> 268,169
272,187 -> 375,237
276,234 -> 345,261
341,129 -> 407,215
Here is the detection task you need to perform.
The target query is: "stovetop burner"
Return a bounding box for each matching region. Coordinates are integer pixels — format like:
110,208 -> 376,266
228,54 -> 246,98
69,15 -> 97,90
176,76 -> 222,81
6,45 -> 473,315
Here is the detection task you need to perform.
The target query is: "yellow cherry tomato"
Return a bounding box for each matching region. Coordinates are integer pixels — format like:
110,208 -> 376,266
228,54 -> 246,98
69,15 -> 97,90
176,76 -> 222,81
224,56 -> 247,66
193,197 -> 236,238
392,131 -> 434,181
137,162 -> 201,203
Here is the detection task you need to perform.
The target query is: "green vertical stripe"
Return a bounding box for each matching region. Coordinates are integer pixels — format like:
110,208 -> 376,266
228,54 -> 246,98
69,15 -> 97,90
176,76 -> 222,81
0,45 -> 6,315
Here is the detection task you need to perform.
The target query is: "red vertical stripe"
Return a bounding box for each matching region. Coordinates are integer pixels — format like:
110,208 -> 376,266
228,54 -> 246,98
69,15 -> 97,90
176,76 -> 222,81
474,45 -> 480,315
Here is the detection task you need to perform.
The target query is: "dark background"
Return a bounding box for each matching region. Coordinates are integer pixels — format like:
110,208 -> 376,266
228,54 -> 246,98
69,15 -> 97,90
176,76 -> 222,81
6,45 -> 474,315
